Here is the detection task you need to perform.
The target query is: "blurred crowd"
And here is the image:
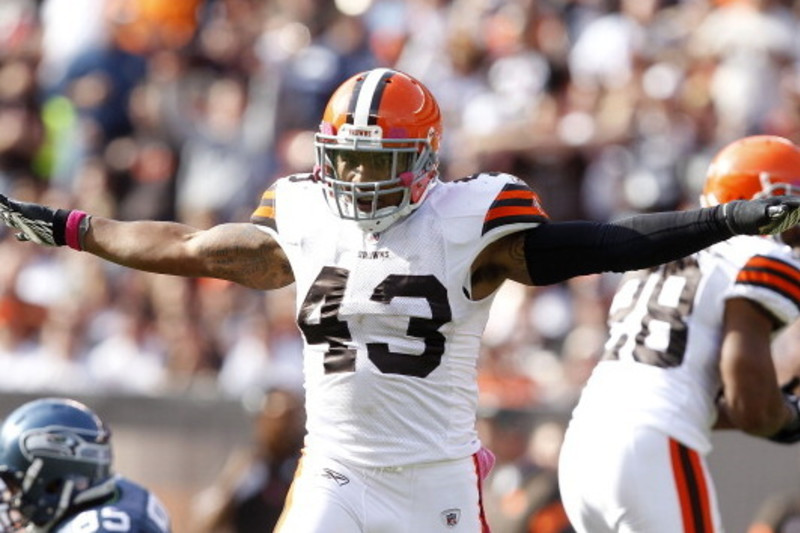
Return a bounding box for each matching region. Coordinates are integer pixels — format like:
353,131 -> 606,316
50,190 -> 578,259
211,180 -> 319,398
5,0 -> 800,530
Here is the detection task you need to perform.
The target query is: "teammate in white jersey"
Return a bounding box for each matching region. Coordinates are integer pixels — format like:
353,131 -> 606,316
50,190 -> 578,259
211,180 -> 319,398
1,70 -> 800,532
558,135 -> 800,533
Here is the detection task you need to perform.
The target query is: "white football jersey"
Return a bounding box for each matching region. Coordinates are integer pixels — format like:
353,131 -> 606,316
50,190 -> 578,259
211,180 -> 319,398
571,235 -> 800,454
251,172 -> 547,467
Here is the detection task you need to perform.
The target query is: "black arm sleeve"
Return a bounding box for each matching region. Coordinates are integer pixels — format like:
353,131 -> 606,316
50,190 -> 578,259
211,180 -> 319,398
525,205 -> 733,285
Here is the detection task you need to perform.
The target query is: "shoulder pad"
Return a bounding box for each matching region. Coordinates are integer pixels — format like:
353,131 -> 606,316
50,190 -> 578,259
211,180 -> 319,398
250,173 -> 316,232
432,172 -> 548,235
733,243 -> 800,325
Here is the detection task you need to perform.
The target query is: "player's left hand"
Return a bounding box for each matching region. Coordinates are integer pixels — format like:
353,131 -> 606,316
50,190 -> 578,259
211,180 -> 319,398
726,196 -> 800,236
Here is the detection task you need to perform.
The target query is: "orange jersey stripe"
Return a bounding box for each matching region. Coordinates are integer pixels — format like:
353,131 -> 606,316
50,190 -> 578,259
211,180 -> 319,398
252,205 -> 275,219
746,255 -> 800,279
484,205 -> 545,222
737,271 -> 800,304
496,189 -> 535,201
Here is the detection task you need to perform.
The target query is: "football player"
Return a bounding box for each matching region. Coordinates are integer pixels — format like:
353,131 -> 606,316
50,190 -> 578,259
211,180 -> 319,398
1,68 -> 800,532
558,135 -> 800,533
0,397 -> 171,532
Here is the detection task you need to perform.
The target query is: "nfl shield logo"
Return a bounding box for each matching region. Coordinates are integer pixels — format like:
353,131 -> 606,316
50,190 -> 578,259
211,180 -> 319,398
441,509 -> 460,528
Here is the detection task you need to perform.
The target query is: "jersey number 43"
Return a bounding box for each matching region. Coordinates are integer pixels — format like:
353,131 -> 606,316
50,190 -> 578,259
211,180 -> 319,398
297,266 -> 452,377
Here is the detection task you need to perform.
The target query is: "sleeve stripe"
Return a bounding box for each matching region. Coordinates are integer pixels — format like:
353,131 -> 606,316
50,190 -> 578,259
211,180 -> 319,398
482,183 -> 549,235
736,255 -> 800,308
484,205 -> 545,222
497,190 -> 535,201
252,206 -> 275,219
250,189 -> 277,231
482,213 -> 547,234
736,272 -> 800,309
744,255 -> 800,280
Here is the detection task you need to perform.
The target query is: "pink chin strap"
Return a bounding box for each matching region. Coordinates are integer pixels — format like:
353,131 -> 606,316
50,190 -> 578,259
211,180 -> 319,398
407,171 -> 434,203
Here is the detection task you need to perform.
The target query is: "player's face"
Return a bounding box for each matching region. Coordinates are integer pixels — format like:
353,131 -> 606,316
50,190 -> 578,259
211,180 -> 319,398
334,151 -> 412,209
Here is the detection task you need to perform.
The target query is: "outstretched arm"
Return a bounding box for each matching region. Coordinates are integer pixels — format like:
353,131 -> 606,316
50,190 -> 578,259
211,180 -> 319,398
85,218 -> 293,290
0,194 -> 293,290
471,197 -> 800,298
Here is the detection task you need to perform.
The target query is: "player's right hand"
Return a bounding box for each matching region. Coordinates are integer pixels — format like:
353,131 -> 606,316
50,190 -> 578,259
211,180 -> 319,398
725,196 -> 800,236
769,391 -> 800,445
0,193 -> 70,246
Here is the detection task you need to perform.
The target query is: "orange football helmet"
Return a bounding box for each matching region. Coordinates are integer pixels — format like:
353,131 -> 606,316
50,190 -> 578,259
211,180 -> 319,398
314,68 -> 442,232
702,135 -> 800,206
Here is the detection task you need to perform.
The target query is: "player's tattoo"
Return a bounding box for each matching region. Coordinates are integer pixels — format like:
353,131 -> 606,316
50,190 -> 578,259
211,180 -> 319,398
507,232 -> 526,263
198,224 -> 293,289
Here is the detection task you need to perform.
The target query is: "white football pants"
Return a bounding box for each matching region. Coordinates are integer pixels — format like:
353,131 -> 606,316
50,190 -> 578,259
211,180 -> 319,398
275,449 -> 492,532
558,422 -> 724,533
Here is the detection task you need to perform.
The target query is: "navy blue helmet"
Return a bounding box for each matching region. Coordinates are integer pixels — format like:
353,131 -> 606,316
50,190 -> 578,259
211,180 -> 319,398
0,398 -> 114,531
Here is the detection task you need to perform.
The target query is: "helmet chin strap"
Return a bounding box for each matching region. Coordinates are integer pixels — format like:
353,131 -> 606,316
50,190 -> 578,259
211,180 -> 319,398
21,460 -> 42,495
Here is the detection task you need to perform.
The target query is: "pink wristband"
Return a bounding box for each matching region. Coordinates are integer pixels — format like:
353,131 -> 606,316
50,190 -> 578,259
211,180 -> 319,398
65,210 -> 88,251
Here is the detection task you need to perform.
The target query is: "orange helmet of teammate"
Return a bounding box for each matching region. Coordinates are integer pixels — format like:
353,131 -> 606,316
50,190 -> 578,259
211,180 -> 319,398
702,135 -> 800,206
314,68 -> 442,233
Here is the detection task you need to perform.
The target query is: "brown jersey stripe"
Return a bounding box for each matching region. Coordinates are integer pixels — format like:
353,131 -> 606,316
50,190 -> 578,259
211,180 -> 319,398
496,189 -> 536,201
482,184 -> 548,235
735,274 -> 800,312
670,438 -> 713,533
250,189 -> 277,231
745,255 -> 800,281
485,205 -> 544,222
736,256 -> 800,308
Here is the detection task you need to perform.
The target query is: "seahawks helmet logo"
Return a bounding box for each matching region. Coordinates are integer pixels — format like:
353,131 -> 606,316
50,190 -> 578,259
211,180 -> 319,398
20,427 -> 111,464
